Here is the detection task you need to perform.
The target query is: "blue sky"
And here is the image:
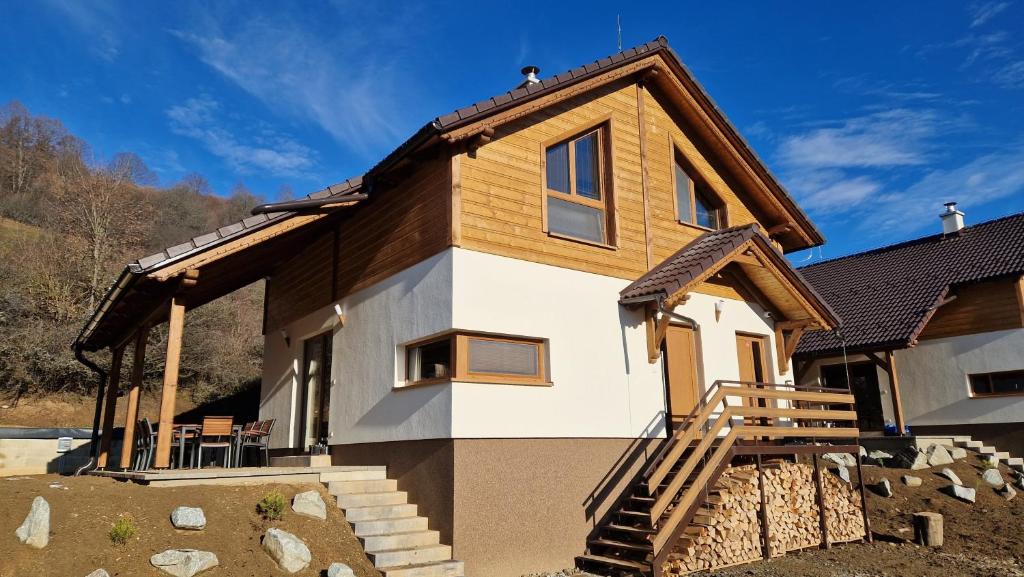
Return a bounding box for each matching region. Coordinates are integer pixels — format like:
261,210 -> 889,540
1,1 -> 1022,260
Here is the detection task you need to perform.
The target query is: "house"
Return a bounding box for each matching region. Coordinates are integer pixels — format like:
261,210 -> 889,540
76,37 -> 860,577
794,206 -> 1024,452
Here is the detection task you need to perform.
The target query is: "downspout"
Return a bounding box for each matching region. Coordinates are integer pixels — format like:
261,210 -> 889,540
73,344 -> 108,476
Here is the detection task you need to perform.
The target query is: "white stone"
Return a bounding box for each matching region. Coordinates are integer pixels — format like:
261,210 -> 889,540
894,449 -> 930,470
982,468 -> 1005,488
902,475 -> 922,487
85,571 -> 110,577
15,496 -> 49,548
868,450 -> 893,461
263,528 -> 311,573
150,549 -> 219,577
170,507 -> 207,530
945,484 -> 976,504
830,466 -> 851,484
859,446 -> 868,458
824,453 -> 856,467
1000,484 -> 1017,501
877,478 -> 893,498
939,467 -> 962,486
327,563 -> 356,577
292,490 -> 327,520
947,446 -> 968,460
926,444 -> 955,467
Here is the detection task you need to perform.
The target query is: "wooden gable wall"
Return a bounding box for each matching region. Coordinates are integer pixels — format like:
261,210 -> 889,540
918,276 -> 1024,341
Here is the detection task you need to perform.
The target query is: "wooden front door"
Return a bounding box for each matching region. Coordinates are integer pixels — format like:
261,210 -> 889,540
664,325 -> 700,430
736,334 -> 770,427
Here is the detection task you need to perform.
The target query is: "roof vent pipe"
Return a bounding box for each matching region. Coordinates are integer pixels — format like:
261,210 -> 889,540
940,201 -> 964,235
519,66 -> 541,88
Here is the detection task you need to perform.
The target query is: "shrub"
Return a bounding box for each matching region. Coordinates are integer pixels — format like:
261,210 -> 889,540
109,515 -> 136,545
257,491 -> 286,520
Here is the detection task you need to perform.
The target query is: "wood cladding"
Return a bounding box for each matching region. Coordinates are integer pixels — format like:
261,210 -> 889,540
265,157 -> 451,331
918,276 -> 1024,341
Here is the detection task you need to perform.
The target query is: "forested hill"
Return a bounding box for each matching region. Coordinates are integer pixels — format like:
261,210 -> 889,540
0,101 -> 266,405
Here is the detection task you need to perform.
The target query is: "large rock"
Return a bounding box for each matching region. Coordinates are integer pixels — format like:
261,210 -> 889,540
1000,484 -> 1017,501
893,448 -> 930,470
868,450 -> 893,462
982,468 -> 1005,488
830,466 -> 851,484
15,496 -> 50,548
948,446 -> 968,460
328,563 -> 356,577
85,571 -> 110,577
823,453 -> 857,467
926,444 -> 955,467
876,478 -> 893,498
292,490 -> 327,520
170,507 -> 207,530
944,484 -> 976,504
150,549 -> 219,577
902,475 -> 923,487
939,467 -> 962,486
263,528 -> 311,573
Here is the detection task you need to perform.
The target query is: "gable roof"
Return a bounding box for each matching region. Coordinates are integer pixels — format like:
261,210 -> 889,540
795,212 -> 1024,357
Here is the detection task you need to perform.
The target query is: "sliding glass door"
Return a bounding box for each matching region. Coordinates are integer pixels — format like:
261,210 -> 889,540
297,332 -> 332,451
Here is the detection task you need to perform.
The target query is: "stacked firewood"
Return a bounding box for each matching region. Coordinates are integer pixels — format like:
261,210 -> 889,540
664,461 -> 865,575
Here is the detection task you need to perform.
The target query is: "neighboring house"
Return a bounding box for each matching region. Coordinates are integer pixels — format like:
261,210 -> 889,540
794,206 -> 1024,452
77,37 -> 848,576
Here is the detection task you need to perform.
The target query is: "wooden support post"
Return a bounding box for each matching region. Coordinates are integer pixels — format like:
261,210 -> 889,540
154,298 -> 186,469
96,346 -> 125,469
812,453 -> 830,549
884,350 -> 906,435
119,327 -> 149,469
756,453 -> 771,559
856,450 -> 873,543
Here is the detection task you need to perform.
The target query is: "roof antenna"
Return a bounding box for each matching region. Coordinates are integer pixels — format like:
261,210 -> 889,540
616,15 -> 622,51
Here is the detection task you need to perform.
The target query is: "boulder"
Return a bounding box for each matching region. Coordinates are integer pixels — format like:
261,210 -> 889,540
1000,484 -> 1017,501
944,484 -> 976,504
948,446 -> 968,460
859,445 -> 868,458
876,478 -> 893,497
1017,475 -> 1024,491
893,448 -> 930,470
170,507 -> 207,530
15,496 -> 50,548
150,549 -> 219,577
327,563 -> 356,577
902,475 -> 923,487
292,490 -> 327,520
868,450 -> 893,462
982,468 -> 1005,488
926,444 -> 955,467
830,466 -> 851,484
823,453 -> 856,467
85,571 -> 110,577
939,467 -> 962,486
263,528 -> 311,573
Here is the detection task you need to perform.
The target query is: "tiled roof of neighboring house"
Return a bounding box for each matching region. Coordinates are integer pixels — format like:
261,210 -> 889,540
795,212 -> 1024,357
620,225 -> 761,303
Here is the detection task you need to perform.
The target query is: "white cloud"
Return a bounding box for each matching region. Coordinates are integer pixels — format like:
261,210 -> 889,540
41,0 -> 121,61
969,1 -> 1010,28
167,95 -> 316,177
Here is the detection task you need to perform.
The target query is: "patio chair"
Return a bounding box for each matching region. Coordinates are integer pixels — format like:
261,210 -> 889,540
234,421 -> 259,467
237,419 -> 275,467
170,425 -> 199,469
196,416 -> 234,469
133,418 -> 156,471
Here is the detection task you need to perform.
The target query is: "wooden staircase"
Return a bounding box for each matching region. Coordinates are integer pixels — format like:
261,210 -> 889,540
577,380 -> 860,577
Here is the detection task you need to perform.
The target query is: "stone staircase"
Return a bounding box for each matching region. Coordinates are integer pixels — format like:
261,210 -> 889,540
915,435 -> 1024,474
319,468 -> 464,577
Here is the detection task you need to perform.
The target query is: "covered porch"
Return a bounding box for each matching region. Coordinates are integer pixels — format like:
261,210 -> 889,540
74,186 -> 366,473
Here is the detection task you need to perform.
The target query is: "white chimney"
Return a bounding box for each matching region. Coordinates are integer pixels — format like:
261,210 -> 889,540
518,65 -> 541,88
940,201 -> 964,235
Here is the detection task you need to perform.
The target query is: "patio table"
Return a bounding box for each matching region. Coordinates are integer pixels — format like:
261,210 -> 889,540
172,423 -> 242,469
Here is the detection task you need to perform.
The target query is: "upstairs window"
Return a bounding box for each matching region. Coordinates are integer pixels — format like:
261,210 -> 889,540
969,370 -> 1024,397
545,127 -> 611,245
674,155 -> 723,230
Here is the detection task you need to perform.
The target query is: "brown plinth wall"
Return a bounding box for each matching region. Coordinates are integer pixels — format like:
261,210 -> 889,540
332,437 -> 662,577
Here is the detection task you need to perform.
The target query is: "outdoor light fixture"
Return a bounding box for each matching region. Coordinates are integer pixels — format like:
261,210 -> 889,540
714,300 -> 725,321
334,303 -> 346,327
280,329 -> 290,347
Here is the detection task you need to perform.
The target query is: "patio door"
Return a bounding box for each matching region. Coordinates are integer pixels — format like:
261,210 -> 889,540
297,332 -> 332,451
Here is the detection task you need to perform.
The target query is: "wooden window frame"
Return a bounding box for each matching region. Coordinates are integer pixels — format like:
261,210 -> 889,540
540,116 -> 618,249
967,369 -> 1024,398
401,331 -> 551,389
670,144 -> 727,232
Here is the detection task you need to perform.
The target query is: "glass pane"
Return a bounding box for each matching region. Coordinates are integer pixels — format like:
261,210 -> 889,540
408,338 -> 451,382
969,374 -> 992,395
574,132 -> 601,200
694,187 -> 720,229
545,142 -> 569,193
990,371 -> 1024,394
301,337 -> 323,449
468,338 -> 539,376
674,162 -> 692,224
547,196 -> 605,243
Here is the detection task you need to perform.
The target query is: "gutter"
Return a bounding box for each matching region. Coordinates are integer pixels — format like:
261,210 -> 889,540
73,345 -> 108,476
251,193 -> 369,215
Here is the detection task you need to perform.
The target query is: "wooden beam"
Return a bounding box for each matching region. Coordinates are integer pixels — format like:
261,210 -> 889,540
636,82 -> 654,270
784,326 -> 805,365
1016,275 -> 1024,328
119,326 -> 149,469
733,252 -> 763,267
885,349 -> 907,435
96,345 -> 125,469
154,297 -> 186,469
774,325 -> 805,374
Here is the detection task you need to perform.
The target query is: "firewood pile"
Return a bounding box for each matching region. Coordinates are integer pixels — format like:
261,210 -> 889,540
664,461 -> 865,575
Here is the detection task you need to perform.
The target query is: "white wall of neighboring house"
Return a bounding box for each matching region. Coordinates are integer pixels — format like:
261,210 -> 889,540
260,246 -> 798,448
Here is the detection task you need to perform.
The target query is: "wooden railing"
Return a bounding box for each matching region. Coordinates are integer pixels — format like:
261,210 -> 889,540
645,380 -> 859,566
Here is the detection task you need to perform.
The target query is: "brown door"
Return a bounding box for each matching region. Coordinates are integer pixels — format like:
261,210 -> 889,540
736,334 -> 770,427
664,325 -> 700,430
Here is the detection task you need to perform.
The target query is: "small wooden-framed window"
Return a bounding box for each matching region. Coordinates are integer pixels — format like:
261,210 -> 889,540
543,124 -> 613,245
673,151 -> 724,230
403,332 -> 549,387
968,369 -> 1024,397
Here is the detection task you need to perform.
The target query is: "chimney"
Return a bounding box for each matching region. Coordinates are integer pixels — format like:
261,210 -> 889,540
518,65 -> 541,88
940,201 -> 964,235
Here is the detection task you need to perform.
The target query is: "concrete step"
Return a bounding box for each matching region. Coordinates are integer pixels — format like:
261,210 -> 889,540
345,503 -> 418,522
320,469 -> 388,482
362,530 -> 441,553
380,560 -> 464,577
270,454 -> 332,467
993,452 -> 1012,460
1007,457 -> 1024,467
370,544 -> 452,568
330,479 -> 398,495
337,491 -> 409,509
354,516 -> 429,537
957,440 -> 984,449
